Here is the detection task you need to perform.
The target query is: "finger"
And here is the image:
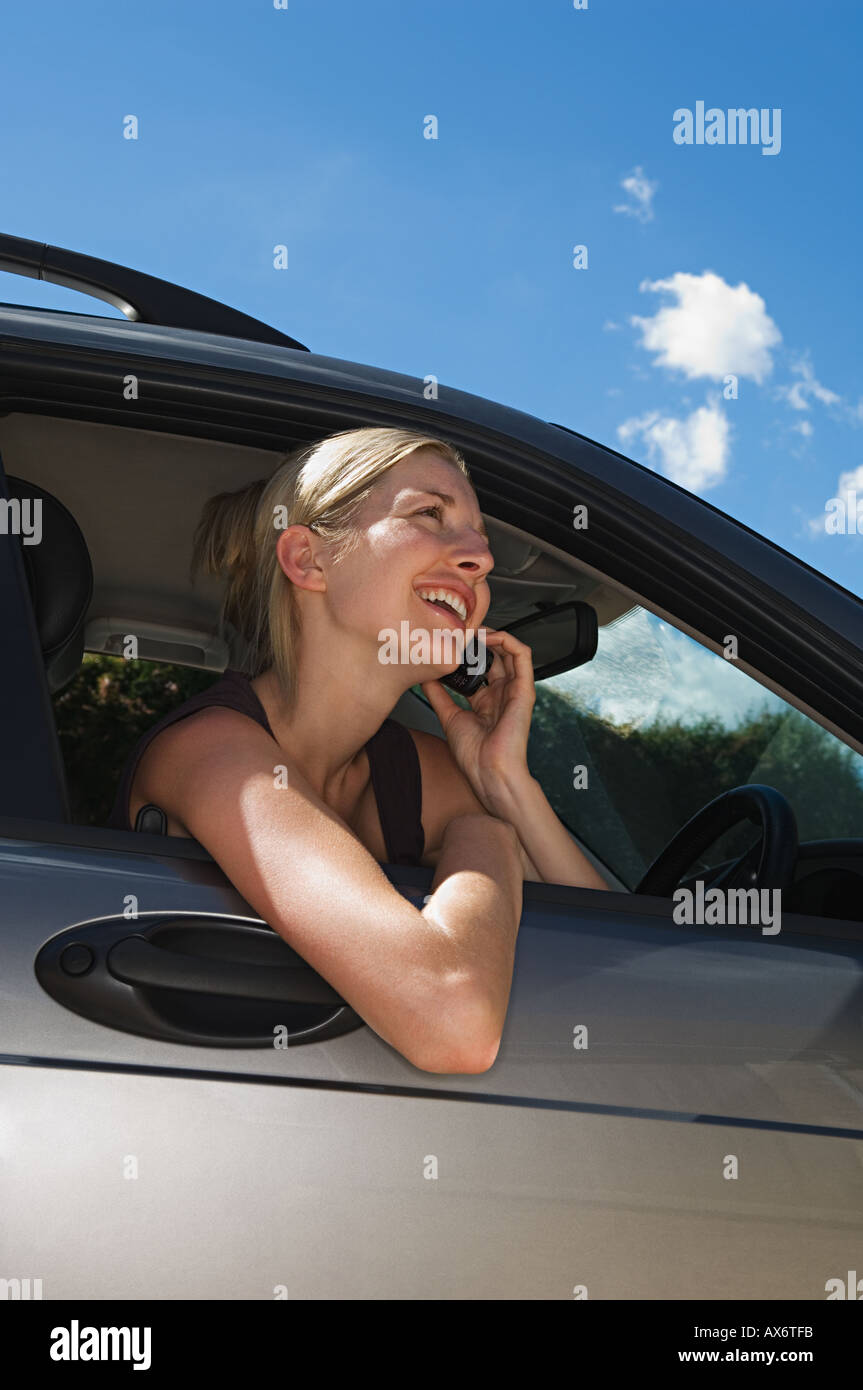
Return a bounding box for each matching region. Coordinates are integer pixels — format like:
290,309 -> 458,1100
481,629 -> 533,660
482,647 -> 508,686
483,633 -> 526,680
487,631 -> 534,680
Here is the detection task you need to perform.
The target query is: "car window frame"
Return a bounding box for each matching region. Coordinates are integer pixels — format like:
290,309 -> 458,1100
1,341 -> 861,938
0,459 -> 69,821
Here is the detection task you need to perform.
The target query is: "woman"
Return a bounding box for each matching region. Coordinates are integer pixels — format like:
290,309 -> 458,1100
109,426 -> 608,1073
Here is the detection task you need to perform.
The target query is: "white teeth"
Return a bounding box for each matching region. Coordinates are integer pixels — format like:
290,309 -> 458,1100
416,588 -> 468,621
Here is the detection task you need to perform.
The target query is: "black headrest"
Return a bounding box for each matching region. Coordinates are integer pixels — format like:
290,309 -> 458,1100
5,475 -> 93,693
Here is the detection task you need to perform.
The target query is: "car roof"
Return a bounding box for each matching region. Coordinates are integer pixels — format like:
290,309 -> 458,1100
0,299 -> 560,441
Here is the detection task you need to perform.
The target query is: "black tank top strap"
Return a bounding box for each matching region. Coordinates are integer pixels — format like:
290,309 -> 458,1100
364,717 -> 425,866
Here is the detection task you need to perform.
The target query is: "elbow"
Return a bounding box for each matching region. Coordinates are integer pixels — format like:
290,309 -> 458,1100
413,1041 -> 500,1075
410,986 -> 503,1075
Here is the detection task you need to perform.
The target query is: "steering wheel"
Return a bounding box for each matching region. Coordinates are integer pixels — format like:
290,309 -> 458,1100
635,784 -> 798,897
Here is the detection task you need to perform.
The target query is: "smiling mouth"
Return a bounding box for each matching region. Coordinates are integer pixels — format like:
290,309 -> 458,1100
413,589 -> 469,625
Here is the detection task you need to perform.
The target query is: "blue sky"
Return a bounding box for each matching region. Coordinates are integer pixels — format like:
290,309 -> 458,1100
1,0 -> 861,597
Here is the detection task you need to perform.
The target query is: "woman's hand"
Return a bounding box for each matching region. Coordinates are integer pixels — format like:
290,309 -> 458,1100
421,629 -> 609,890
419,628 -> 536,813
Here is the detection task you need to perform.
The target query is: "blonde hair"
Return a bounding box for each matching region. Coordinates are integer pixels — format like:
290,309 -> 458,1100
191,426 -> 471,707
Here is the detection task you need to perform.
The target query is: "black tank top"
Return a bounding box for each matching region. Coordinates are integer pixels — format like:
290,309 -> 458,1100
106,668 -> 426,866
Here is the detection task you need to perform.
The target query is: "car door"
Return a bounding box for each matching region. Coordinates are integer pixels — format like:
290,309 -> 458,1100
2,468 -> 863,1302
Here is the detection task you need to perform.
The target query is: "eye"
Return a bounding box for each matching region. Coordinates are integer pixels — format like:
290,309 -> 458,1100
415,504 -> 443,521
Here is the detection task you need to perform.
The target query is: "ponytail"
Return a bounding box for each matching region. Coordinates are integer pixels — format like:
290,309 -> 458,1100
190,476 -> 267,650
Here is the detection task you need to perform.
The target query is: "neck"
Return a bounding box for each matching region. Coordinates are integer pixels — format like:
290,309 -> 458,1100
250,642 -> 413,801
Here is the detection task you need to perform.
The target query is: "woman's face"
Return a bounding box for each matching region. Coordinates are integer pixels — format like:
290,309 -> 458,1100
317,449 -> 494,669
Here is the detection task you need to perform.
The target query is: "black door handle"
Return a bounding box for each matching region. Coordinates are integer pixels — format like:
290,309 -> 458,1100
35,915 -> 364,1048
107,934 -> 342,1005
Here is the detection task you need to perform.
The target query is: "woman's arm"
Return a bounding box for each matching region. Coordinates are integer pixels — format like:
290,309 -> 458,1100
410,727 -> 544,880
422,811 -> 525,1063
480,767 -> 610,890
420,628 -> 611,891
144,705 -> 525,1072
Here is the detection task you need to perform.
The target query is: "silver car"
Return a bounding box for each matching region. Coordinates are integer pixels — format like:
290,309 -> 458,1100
1,234 -> 862,1300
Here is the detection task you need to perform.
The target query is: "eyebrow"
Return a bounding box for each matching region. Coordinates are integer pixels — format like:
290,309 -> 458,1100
407,490 -> 490,544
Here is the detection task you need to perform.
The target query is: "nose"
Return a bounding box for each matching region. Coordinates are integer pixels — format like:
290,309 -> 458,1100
450,523 -> 494,580
450,522 -> 491,569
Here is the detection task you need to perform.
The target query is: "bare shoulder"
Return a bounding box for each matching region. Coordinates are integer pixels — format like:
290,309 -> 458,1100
131,706 -> 278,832
138,704 -> 271,774
404,727 -> 486,861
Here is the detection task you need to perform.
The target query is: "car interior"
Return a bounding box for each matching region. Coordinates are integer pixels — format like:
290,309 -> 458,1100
0,410 -> 636,656
2,408 -> 862,921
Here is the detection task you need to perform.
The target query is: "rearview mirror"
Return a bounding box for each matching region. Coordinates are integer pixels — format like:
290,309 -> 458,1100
503,600 -> 598,679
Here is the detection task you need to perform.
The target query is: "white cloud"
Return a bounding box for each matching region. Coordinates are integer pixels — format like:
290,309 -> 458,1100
807,463 -> 863,537
631,270 -> 781,383
613,165 -> 658,224
603,319 -> 622,331
617,397 -> 730,493
792,419 -> 814,437
777,354 -> 841,412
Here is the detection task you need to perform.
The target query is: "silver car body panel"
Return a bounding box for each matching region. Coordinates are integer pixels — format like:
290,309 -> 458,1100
1,832 -> 861,1298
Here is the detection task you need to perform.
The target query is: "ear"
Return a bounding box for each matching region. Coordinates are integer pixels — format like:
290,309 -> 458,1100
275,524 -> 328,593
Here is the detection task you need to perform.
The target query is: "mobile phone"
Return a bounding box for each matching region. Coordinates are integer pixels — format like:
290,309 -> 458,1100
440,632 -> 492,696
